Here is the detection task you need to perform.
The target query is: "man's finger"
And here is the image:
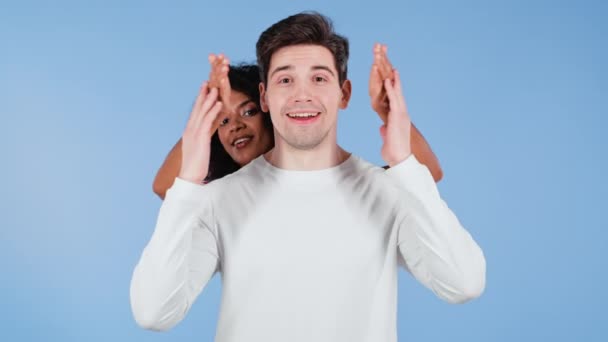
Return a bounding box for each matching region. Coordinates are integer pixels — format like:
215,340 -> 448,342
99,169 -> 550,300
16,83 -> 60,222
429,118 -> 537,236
384,78 -> 399,120
393,69 -> 407,113
194,87 -> 219,128
380,53 -> 393,80
374,53 -> 386,81
204,101 -> 224,134
185,82 -> 210,134
379,124 -> 387,141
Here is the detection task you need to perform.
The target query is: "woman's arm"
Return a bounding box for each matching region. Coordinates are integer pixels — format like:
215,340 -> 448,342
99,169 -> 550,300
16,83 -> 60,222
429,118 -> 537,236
153,138 -> 183,200
410,123 -> 443,182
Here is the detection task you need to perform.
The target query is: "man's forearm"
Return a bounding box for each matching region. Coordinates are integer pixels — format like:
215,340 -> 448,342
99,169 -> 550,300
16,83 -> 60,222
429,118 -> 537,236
387,155 -> 486,304
131,179 -> 219,330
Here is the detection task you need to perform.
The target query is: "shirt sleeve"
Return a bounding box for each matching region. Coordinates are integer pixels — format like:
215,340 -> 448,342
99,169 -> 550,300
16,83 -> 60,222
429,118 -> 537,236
386,155 -> 486,304
130,177 -> 220,331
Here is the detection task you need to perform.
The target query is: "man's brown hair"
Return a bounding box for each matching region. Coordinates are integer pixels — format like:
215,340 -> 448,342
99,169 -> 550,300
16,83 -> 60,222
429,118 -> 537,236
256,12 -> 349,86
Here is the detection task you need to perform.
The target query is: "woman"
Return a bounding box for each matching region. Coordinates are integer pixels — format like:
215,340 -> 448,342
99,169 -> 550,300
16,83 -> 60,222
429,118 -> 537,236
153,47 -> 443,199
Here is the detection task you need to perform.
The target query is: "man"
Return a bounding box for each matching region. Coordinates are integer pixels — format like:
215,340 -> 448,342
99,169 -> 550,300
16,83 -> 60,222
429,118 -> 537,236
130,12 -> 485,342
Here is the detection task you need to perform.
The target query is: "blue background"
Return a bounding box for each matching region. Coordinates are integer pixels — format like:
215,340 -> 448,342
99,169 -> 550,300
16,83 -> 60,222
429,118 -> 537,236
1,0 -> 606,341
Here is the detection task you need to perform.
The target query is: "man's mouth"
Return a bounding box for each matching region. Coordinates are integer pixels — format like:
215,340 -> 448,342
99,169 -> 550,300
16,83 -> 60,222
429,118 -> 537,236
286,112 -> 320,118
232,135 -> 253,149
285,111 -> 321,123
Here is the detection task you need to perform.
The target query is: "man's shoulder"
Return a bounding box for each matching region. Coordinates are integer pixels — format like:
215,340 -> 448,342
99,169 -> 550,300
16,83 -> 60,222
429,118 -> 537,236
347,154 -> 404,187
207,156 -> 266,188
346,154 -> 386,175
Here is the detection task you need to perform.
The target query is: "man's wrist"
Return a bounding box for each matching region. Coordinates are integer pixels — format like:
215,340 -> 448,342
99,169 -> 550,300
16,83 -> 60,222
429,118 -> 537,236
177,172 -> 207,185
387,150 -> 412,167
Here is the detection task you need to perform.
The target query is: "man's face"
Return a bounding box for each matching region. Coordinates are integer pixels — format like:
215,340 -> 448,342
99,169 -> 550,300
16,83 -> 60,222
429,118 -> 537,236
260,44 -> 351,151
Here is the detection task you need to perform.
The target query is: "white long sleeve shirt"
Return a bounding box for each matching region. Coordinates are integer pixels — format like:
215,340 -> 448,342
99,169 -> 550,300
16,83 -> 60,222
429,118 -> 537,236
130,154 -> 486,342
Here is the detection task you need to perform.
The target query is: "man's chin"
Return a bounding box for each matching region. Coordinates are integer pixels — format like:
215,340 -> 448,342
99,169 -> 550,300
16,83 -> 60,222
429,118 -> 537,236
284,138 -> 324,151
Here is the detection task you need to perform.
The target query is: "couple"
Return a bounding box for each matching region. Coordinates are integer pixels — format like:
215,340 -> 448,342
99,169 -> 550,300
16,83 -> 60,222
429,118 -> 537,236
131,12 -> 486,342
152,46 -> 443,197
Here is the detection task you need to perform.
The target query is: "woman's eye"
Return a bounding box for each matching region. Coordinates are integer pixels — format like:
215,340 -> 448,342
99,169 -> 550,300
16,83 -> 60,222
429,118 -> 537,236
219,118 -> 229,126
243,108 -> 259,117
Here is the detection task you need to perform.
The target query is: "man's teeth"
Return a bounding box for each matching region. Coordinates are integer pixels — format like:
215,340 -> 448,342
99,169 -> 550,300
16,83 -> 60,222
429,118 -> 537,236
287,112 -> 319,118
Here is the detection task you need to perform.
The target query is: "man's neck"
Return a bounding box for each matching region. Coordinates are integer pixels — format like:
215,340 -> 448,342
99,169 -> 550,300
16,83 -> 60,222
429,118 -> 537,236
264,139 -> 350,171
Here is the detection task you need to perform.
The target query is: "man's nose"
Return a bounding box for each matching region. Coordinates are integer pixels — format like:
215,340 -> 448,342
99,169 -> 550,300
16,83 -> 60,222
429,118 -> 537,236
293,82 -> 313,103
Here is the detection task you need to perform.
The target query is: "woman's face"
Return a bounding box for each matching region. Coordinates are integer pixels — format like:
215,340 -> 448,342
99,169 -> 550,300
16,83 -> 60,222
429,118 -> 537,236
217,91 -> 273,166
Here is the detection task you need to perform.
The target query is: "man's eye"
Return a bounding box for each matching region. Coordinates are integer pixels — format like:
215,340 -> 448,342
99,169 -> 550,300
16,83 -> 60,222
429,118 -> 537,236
219,118 -> 229,126
279,78 -> 291,84
314,76 -> 327,83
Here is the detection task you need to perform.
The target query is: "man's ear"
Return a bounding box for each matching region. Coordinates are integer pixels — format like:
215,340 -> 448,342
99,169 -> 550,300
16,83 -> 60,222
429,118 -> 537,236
259,82 -> 269,112
339,79 -> 352,109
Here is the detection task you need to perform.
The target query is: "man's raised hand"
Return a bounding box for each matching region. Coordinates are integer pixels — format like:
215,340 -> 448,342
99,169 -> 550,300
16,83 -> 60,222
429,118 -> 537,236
178,82 -> 223,184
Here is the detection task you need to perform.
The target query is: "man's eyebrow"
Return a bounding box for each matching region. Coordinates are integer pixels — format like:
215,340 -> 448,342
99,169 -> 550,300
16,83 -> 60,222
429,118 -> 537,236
312,65 -> 335,77
269,65 -> 336,79
269,65 -> 293,79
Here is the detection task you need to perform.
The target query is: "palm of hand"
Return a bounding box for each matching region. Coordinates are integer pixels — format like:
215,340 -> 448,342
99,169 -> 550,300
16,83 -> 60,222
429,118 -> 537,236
370,44 -> 412,166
